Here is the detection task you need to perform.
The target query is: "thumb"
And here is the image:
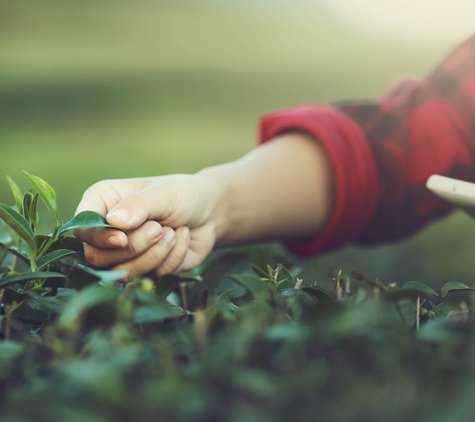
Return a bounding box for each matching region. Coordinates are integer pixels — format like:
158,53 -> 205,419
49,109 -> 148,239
105,186 -> 173,230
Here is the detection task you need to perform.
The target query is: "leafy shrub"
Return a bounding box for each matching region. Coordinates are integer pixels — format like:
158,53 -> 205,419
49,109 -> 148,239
0,174 -> 475,422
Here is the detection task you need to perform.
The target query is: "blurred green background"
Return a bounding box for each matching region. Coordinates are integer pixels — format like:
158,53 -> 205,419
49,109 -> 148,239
2,0 -> 475,290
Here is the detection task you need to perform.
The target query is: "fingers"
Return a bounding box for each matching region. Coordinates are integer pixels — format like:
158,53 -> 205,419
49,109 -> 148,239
105,184 -> 174,231
73,227 -> 129,249
112,226 -> 186,282
82,221 -> 163,268
152,226 -> 190,278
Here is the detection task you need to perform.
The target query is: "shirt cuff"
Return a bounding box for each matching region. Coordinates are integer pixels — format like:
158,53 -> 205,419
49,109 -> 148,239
259,104 -> 381,256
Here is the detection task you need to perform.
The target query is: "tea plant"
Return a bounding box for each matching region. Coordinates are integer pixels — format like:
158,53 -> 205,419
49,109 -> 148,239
0,172 -> 129,326
0,174 -> 475,422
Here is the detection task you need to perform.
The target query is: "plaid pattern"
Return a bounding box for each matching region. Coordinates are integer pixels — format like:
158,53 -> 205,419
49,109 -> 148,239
260,34 -> 475,256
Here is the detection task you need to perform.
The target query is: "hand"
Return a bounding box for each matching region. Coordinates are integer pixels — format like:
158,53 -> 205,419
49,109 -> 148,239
74,174 -> 219,281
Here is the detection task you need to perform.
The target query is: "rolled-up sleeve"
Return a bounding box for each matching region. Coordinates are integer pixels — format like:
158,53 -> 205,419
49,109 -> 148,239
259,34 -> 475,256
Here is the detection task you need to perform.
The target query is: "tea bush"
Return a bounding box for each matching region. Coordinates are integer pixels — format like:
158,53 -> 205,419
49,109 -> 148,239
0,174 -> 475,422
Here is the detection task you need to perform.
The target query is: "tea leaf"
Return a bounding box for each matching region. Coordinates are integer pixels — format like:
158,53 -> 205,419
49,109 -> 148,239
436,300 -> 474,316
8,246 -> 30,264
6,176 -> 22,211
229,273 -> 270,300
0,203 -> 37,253
249,264 -> 269,278
134,304 -> 183,323
154,273 -> 202,298
29,192 -> 40,229
383,281 -> 438,301
57,210 -> 127,236
441,281 -> 475,298
300,286 -> 334,302
0,271 -> 64,289
24,171 -> 59,227
38,249 -> 76,270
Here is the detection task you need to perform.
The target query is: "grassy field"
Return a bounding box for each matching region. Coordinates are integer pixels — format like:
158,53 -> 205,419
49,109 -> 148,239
1,0 -> 474,289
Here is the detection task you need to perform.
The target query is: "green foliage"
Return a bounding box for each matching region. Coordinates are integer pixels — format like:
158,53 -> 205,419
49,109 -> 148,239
0,175 -> 475,421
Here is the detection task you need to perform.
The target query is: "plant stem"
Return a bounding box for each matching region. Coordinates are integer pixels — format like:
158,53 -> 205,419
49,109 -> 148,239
415,295 -> 420,331
0,246 -> 8,268
35,228 -> 59,263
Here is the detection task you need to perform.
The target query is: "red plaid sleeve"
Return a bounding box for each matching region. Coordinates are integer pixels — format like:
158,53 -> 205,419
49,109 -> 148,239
259,34 -> 475,256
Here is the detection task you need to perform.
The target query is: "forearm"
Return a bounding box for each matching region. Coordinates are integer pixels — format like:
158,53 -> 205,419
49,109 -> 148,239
197,132 -> 334,247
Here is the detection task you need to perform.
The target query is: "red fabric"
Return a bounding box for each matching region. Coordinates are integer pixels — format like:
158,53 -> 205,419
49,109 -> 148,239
259,34 -> 475,256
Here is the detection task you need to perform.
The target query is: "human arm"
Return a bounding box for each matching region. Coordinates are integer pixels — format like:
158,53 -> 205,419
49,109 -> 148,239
74,131 -> 335,280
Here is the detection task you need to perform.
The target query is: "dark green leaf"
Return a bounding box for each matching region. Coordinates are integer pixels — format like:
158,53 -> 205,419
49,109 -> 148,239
12,307 -> 50,324
249,263 -> 269,278
0,203 -> 37,253
0,271 -> 64,289
60,258 -> 126,289
383,281 -> 438,301
57,210 -> 127,236
38,249 -> 76,270
9,246 -> 30,264
6,176 -> 23,212
300,286 -> 334,302
27,293 -> 66,313
436,300 -> 474,316
29,192 -> 40,229
155,273 -> 202,298
134,304 -> 183,323
229,273 -> 270,300
441,281 -> 475,298
2,287 -> 28,307
21,190 -> 34,223
59,285 -> 119,329
24,171 -> 59,227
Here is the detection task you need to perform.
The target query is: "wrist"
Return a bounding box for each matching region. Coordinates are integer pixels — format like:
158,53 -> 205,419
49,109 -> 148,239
194,167 -> 231,247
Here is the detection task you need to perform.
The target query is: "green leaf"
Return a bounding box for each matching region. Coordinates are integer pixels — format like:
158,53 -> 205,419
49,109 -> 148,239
59,285 -> 119,329
21,190 -> 34,222
383,281 -> 438,301
24,171 -> 59,227
441,281 -> 475,298
436,300 -> 474,316
0,203 -> 37,253
21,190 -> 39,229
154,273 -> 202,298
57,210 -> 127,236
229,273 -> 270,300
29,192 -> 39,229
0,271 -> 64,289
8,246 -> 30,264
402,281 -> 439,297
249,263 -> 269,278
300,286 -> 334,302
6,176 -> 23,211
38,249 -> 76,270
134,304 -> 183,323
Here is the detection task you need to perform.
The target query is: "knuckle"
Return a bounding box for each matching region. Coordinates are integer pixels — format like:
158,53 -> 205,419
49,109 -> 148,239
84,246 -> 101,267
149,246 -> 168,266
156,245 -> 188,277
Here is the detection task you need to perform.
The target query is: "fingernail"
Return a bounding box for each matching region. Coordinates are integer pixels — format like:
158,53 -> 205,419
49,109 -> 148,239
108,209 -> 130,224
107,235 -> 122,248
163,228 -> 175,243
147,224 -> 161,241
180,227 -> 190,239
